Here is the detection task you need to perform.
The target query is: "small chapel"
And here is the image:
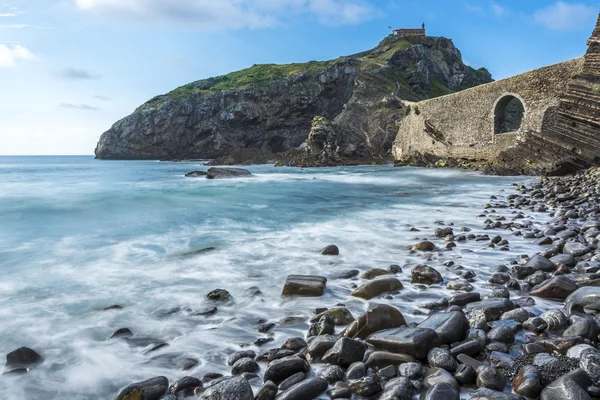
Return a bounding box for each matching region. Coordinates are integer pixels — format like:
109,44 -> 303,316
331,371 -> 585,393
394,23 -> 426,37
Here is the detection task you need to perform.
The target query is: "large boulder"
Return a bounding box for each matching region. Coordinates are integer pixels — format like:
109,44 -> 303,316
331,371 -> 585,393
351,277 -> 403,300
281,275 -> 327,297
565,287 -> 600,313
342,304 -> 407,339
206,167 -> 253,179
366,326 -> 440,360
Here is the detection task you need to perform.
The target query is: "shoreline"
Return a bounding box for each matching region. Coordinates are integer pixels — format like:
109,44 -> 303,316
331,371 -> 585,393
102,166 -> 600,399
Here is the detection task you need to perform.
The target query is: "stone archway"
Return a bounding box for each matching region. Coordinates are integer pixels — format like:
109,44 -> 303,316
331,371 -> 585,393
493,93 -> 526,134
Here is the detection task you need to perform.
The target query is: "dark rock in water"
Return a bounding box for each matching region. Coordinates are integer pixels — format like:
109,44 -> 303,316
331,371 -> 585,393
427,348 -> 458,372
310,308 -> 354,325
328,270 -> 359,279
306,335 -> 337,361
551,254 -> 576,268
308,314 -> 335,337
530,276 -> 577,299
564,242 -> 592,257
424,368 -> 459,390
345,361 -> 366,380
206,289 -> 232,302
566,286 -> 600,314
281,337 -> 307,352
276,378 -> 328,400
258,322 -> 276,333
169,376 -> 202,396
412,241 -> 436,251
500,308 -> 529,323
446,280 -> 474,292
104,304 -> 123,311
342,304 -> 407,339
5,347 -> 42,368
205,167 -> 252,179
449,292 -> 480,306
255,337 -> 275,346
351,277 -> 403,299
367,326 -> 440,360
278,372 -> 306,391
379,377 -> 414,400
487,326 -> 515,344
114,376 -> 169,400
411,265 -> 443,285
470,388 -> 523,399
476,366 -> 506,391
398,362 -> 423,379
321,245 -> 339,256
421,382 -> 459,400
185,170 -> 208,177
378,365 -> 397,379
348,374 -> 382,398
327,387 -> 352,399
264,356 -> 309,384
281,275 -> 327,297
513,365 -> 542,399
317,365 -> 344,384
489,273 -> 511,284
465,299 -> 514,321
418,311 -> 469,345
198,376 -> 254,400
232,357 -> 259,375
227,350 -> 256,366
523,255 -> 557,275
110,328 -> 133,339
256,349 -> 295,363
540,374 -> 592,400
255,381 -> 278,400
449,339 -> 484,357
365,351 -> 415,369
2,367 -> 28,375
454,364 -> 476,384
360,268 -> 393,280
322,337 -> 365,367
190,306 -> 218,316
523,317 -> 548,332
540,309 -> 569,331
564,318 -> 598,341
579,348 -> 600,381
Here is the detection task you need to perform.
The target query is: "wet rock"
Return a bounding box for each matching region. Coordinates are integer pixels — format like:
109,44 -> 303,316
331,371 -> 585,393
206,289 -> 232,302
449,292 -> 480,306
317,365 -> 344,384
227,350 -> 256,366
278,372 -> 305,391
351,277 -> 403,300
378,365 -> 397,379
258,322 -> 276,333
264,356 -> 310,384
360,268 -> 393,279
418,311 -> 469,345
185,170 -> 208,177
327,387 -> 351,399
563,318 -> 598,341
421,382 -> 459,400
365,351 -> 415,369
579,348 -> 600,381
470,388 -> 523,400
257,349 -> 295,362
489,273 -> 511,284
412,241 -> 435,251
281,275 -> 327,297
308,314 -> 335,337
367,326 -> 440,360
476,366 -> 506,391
427,348 -> 458,372
276,378 -> 328,400
564,242 -> 592,257
5,347 -> 42,368
551,254 -> 576,268
379,377 -> 414,400
198,376 -> 254,400
328,270 -> 359,279
310,308 -> 354,325
541,309 -> 569,331
110,328 -> 133,339
321,245 -> 339,256
345,361 -> 366,380
565,287 -> 600,313
411,265 -> 443,285
322,337 -> 365,367
513,365 -> 542,398
206,167 -> 253,179
398,362 -> 423,379
500,308 -> 529,323
232,357 -> 259,375
568,344 -> 596,358
540,374 -> 592,400
255,381 -> 278,400
446,280 -> 474,292
487,326 -> 515,344
169,376 -> 202,396
306,335 -> 337,361
424,368 -> 459,390
531,276 -> 578,300
449,339 -> 484,357
348,374 -> 382,398
342,304 -> 406,340
454,364 -> 476,384
281,337 -> 307,352
465,299 -> 514,321
523,317 -> 548,332
114,376 -> 169,400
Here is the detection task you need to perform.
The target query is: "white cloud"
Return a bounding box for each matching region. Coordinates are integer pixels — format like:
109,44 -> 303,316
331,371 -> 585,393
0,24 -> 28,28
0,13 -> 15,17
490,1 -> 508,17
465,1 -> 484,15
74,0 -> 379,28
534,1 -> 597,31
0,44 -> 37,67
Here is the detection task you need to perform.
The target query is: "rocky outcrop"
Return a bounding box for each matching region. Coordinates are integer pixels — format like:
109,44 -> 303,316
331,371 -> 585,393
95,36 -> 492,163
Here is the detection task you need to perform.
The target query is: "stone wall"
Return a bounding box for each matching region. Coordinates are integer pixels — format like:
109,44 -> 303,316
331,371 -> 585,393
392,58 -> 584,163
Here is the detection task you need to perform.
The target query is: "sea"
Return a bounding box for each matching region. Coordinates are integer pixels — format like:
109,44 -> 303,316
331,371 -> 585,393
0,156 -> 552,399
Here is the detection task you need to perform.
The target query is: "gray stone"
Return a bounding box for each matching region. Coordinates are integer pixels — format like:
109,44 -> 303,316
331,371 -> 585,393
454,363 -> 476,384
564,318 -> 599,341
345,361 -> 366,380
348,374 -> 382,397
513,365 -> 541,399
317,365 -> 344,384
168,377 -> 202,396
231,358 -> 259,375
5,347 -> 42,368
420,382 -> 459,400
500,308 -> 529,323
321,245 -> 339,255
255,381 -> 278,400
114,376 -> 169,400
579,348 -> 600,381
198,377 -> 254,400
448,292 -> 480,306
523,317 -> 548,332
367,326 -> 440,360
379,377 -> 414,400
365,351 -> 415,369
275,378 -> 328,400
398,362 -> 423,379
264,356 -> 310,384
310,308 -> 354,325
227,350 -> 256,366
427,348 -> 458,372
531,276 -> 578,300
540,375 -> 592,400
566,286 -> 600,314
541,309 -> 569,331
424,368 -> 458,390
564,242 -> 592,257
306,335 -> 337,360
487,326 -> 514,343
322,337 -> 365,367
465,299 -> 514,321
351,277 -> 403,299
476,366 -> 506,391
281,275 -> 327,297
417,311 -> 469,344
342,304 -> 406,339
411,265 -> 443,285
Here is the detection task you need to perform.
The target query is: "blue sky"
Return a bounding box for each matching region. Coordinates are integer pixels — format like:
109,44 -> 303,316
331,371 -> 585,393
0,0 -> 598,155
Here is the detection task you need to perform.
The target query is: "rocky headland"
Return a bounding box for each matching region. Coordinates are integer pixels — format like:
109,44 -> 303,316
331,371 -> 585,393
94,35 -> 492,166
3,166 -> 594,398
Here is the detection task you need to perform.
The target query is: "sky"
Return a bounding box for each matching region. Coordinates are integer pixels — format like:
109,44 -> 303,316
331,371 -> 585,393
0,0 -> 598,155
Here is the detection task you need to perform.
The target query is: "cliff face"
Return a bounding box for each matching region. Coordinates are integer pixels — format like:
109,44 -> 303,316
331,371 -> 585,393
94,35 -> 492,162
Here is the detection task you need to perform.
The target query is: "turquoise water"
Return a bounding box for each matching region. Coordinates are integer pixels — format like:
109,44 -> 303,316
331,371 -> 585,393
0,157 -> 543,399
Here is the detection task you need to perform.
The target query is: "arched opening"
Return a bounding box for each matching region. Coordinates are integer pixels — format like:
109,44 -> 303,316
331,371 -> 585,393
494,95 -> 525,134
